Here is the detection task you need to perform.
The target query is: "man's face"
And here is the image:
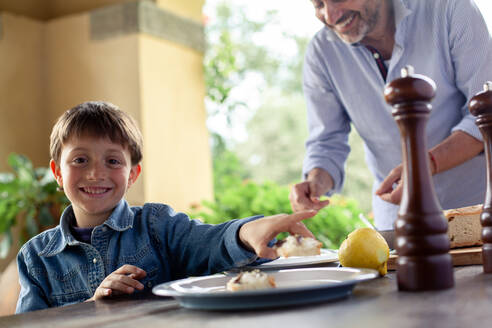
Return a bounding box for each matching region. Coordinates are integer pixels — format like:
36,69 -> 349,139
311,0 -> 383,44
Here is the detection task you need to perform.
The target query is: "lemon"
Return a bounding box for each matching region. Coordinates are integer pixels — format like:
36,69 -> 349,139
338,227 -> 390,276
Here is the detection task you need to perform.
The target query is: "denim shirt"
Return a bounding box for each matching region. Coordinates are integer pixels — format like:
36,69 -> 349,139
16,200 -> 260,313
302,0 -> 491,229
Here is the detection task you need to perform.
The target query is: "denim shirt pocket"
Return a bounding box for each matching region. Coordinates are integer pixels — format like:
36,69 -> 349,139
116,242 -> 160,290
45,265 -> 92,307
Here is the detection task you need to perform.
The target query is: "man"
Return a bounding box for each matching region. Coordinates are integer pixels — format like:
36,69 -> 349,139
290,0 -> 492,229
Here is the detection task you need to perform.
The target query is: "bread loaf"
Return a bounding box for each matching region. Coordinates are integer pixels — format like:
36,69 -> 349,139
444,204 -> 483,248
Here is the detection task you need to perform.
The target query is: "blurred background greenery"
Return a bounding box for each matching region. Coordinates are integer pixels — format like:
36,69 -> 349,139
190,1 -> 374,248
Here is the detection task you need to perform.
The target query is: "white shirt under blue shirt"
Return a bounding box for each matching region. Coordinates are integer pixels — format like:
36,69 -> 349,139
302,0 -> 492,229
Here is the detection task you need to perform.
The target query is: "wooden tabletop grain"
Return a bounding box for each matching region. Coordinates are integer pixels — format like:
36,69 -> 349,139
2,265 -> 492,328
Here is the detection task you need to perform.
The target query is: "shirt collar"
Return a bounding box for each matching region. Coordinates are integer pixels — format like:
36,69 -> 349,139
38,199 -> 134,257
323,0 -> 412,44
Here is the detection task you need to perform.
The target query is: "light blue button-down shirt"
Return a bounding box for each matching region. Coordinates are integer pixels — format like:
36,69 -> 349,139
302,0 -> 492,229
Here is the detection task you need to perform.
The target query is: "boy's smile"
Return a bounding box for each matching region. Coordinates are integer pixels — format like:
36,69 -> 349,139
51,135 -> 141,228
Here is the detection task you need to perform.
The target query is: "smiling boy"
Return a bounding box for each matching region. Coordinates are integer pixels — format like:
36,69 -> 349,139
16,101 -> 319,313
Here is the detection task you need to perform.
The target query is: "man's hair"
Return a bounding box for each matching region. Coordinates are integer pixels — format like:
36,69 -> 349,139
50,101 -> 143,165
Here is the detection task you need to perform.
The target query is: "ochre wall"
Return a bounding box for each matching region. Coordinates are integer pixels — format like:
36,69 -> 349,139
0,14 -> 48,169
139,34 -> 211,209
155,0 -> 204,21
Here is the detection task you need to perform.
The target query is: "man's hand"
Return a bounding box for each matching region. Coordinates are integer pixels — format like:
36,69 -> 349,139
289,168 -> 333,212
88,265 -> 147,301
375,164 -> 403,204
239,210 -> 318,259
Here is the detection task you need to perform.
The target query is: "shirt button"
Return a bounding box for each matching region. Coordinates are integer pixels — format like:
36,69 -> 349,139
373,53 -> 380,59
101,227 -> 107,232
147,282 -> 153,288
93,258 -> 97,264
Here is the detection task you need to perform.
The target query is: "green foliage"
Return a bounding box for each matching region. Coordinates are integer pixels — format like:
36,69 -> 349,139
0,153 -> 69,258
190,172 -> 364,249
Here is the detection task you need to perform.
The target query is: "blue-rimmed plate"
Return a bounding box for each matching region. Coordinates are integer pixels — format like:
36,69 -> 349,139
152,267 -> 378,310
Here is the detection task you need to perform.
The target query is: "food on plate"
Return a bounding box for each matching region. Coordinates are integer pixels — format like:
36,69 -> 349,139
274,234 -> 322,258
444,204 -> 483,248
226,269 -> 276,291
338,228 -> 389,276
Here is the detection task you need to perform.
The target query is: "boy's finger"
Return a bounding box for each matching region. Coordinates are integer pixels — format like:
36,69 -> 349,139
288,222 -> 315,239
94,287 -> 111,300
255,246 -> 278,260
283,209 -> 318,224
115,264 -> 146,277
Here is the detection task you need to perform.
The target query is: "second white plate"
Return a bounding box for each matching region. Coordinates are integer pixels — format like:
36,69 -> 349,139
248,248 -> 339,269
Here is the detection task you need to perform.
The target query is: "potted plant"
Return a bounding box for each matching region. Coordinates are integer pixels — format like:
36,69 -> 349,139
0,153 -> 69,259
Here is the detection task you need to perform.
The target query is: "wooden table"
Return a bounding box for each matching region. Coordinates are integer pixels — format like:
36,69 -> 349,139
3,265 -> 492,328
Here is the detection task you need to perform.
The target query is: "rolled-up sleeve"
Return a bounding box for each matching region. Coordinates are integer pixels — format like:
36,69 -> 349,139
302,41 -> 351,193
448,0 -> 492,141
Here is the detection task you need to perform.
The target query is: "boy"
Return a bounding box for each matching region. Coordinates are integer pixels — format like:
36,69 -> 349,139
16,101 -> 319,313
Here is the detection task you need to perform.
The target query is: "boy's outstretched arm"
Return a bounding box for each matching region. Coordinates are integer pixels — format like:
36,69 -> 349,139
238,210 -> 319,259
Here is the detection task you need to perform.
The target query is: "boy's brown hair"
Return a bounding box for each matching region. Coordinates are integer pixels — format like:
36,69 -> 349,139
50,101 -> 143,165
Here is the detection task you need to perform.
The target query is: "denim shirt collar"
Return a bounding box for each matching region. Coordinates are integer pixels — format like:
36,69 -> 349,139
323,0 -> 412,44
38,199 -> 134,257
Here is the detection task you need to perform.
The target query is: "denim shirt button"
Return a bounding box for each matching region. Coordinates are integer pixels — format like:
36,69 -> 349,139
101,227 -> 107,232
93,258 -> 97,264
147,281 -> 152,288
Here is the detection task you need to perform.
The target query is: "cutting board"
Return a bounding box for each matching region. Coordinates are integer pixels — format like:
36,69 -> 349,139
387,247 -> 483,271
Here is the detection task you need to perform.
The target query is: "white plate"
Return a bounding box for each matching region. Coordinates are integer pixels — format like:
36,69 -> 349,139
249,248 -> 339,269
152,267 -> 378,310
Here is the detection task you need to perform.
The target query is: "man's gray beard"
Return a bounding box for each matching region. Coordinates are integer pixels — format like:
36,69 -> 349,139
335,25 -> 369,45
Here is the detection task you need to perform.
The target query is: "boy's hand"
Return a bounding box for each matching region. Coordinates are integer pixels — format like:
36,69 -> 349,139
89,265 -> 147,301
239,210 -> 318,259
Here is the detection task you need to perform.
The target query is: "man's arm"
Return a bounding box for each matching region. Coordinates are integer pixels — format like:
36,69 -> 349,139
377,0 -> 491,205
376,131 -> 484,204
430,130 -> 483,174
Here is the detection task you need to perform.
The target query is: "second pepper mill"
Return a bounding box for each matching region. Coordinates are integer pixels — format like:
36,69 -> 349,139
384,66 -> 454,291
468,81 -> 492,273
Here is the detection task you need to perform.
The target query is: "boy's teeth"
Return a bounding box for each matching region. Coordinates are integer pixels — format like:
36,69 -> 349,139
83,187 -> 108,194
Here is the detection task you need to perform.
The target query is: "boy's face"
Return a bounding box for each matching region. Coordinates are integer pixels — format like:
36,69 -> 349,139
50,135 -> 141,227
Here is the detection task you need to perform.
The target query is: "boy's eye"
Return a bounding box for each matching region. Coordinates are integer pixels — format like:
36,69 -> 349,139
108,158 -> 122,166
73,157 -> 87,164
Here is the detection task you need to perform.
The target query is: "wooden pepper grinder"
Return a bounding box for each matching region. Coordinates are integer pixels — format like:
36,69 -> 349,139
468,81 -> 492,273
384,66 -> 454,291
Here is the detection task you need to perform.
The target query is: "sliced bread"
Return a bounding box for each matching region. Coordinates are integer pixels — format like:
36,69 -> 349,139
444,204 -> 483,248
